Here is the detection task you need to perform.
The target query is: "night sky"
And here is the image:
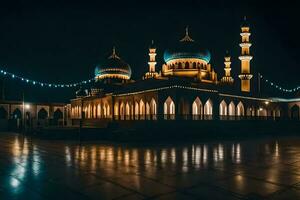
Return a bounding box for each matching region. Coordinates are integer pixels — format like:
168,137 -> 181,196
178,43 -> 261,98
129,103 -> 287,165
0,0 -> 298,102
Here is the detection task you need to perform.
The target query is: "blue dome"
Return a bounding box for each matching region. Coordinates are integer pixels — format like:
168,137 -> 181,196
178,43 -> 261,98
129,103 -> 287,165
95,48 -> 131,80
164,29 -> 211,63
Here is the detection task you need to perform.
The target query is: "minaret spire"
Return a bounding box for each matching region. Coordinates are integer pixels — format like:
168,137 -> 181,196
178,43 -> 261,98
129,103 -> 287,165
185,26 -> 189,36
144,40 -> 158,79
221,50 -> 234,84
109,46 -> 120,59
238,17 -> 253,92
180,26 -> 194,42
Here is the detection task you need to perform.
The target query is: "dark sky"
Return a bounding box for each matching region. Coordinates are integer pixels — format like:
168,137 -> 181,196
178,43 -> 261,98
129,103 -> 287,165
0,0 -> 298,102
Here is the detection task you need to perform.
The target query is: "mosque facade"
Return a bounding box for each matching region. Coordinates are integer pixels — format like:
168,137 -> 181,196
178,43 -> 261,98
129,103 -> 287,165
69,19 -> 300,125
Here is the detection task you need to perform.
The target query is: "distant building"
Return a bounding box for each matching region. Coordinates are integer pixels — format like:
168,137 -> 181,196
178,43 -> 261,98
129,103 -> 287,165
0,100 -> 66,130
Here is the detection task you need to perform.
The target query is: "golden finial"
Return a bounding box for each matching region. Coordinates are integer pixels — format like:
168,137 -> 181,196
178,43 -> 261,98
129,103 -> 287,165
185,26 -> 189,36
180,26 -> 194,42
109,46 -> 120,59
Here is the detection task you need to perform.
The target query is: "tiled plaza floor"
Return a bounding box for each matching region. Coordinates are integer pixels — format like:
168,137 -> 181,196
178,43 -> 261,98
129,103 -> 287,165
1,132 -> 300,199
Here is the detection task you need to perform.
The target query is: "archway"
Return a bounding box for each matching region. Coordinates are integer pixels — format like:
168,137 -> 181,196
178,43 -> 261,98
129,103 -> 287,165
228,101 -> 236,118
185,62 -> 189,69
178,62 -> 182,69
291,105 -> 300,120
38,108 -> 48,119
88,104 -> 91,118
135,101 -> 139,120
150,98 -> 157,120
275,109 -> 281,118
204,99 -> 213,119
12,108 -> 22,119
114,102 -> 119,119
146,102 -> 150,119
236,102 -> 245,118
106,104 -> 110,117
53,109 -> 63,125
139,99 -> 145,120
93,105 -> 97,118
192,97 -> 202,120
0,107 -> 8,119
219,100 -> 227,118
120,102 -> 125,120
97,104 -> 101,118
125,103 -> 130,120
246,106 -> 255,118
257,107 -> 267,119
164,96 -> 175,119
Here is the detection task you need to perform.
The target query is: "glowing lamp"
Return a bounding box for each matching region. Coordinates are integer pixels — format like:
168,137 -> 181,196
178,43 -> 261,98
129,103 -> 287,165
25,104 -> 30,110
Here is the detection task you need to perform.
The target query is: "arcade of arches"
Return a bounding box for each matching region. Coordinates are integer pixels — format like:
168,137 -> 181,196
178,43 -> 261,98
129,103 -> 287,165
0,102 -> 65,121
70,95 -> 284,121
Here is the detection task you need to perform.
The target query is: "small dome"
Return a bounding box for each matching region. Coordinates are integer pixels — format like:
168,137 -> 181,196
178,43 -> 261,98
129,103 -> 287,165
164,28 -> 211,63
95,48 -> 131,80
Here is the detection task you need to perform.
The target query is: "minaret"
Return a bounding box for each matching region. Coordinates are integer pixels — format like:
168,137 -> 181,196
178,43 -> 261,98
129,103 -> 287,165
238,17 -> 253,92
144,40 -> 158,79
221,51 -> 234,84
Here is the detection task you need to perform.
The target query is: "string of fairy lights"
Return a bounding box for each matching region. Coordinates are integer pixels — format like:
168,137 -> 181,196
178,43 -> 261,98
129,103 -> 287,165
0,68 -> 299,93
0,68 -> 94,88
260,74 -> 300,93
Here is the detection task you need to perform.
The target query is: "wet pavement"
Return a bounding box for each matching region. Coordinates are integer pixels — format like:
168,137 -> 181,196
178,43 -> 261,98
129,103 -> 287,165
1,133 -> 300,199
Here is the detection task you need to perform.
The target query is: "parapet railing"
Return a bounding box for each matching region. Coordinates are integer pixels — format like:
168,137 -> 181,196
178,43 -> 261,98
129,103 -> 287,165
111,114 -> 283,121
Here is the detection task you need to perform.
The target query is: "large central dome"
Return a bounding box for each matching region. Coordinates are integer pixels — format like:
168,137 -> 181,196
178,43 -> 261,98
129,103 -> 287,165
163,28 -> 211,63
95,48 -> 132,81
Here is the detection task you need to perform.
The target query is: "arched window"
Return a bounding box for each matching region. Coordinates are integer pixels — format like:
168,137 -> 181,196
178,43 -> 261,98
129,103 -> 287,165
88,104 -> 91,118
38,108 -> 48,120
236,102 -> 245,117
178,62 -> 182,69
146,103 -> 150,119
135,101 -> 139,120
219,100 -> 227,117
93,105 -> 97,118
53,109 -> 63,125
125,102 -> 130,116
236,102 -> 244,117
228,102 -> 236,117
150,98 -> 157,120
185,62 -> 189,69
204,99 -> 213,119
139,99 -> 145,120
164,96 -> 175,119
192,97 -> 202,120
114,102 -> 119,119
97,104 -> 101,118
257,107 -> 267,118
106,104 -> 110,117
193,62 -> 196,69
120,102 -> 125,120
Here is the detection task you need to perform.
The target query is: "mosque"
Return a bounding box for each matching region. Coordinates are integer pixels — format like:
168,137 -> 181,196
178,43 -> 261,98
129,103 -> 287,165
69,18 -> 300,125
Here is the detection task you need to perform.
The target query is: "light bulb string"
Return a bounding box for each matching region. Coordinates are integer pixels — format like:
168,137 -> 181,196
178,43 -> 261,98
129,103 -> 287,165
0,68 -> 94,88
260,74 -> 299,93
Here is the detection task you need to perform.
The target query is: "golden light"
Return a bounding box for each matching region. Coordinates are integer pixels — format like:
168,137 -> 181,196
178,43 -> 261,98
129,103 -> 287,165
25,104 -> 30,110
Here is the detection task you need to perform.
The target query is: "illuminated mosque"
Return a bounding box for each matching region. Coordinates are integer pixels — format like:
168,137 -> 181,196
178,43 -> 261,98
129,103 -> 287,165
69,18 -> 300,124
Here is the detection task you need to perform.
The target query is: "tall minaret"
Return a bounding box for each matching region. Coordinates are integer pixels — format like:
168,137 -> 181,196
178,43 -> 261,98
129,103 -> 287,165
144,40 -> 158,79
238,17 -> 253,92
221,51 -> 234,84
